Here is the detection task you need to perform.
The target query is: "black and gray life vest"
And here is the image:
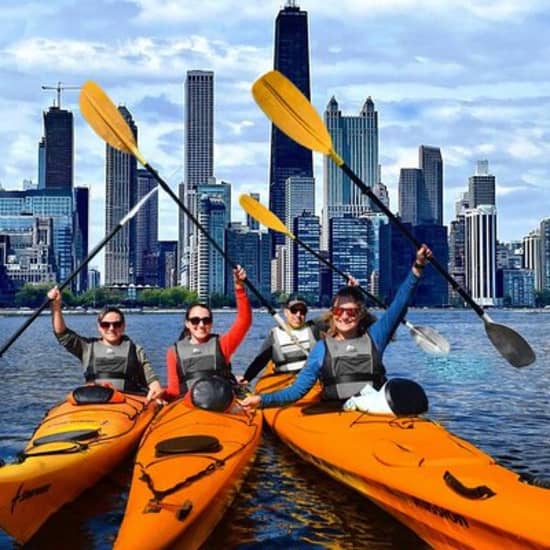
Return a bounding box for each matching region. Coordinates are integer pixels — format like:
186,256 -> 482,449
174,335 -> 231,396
271,325 -> 317,372
83,337 -> 147,393
320,334 -> 386,400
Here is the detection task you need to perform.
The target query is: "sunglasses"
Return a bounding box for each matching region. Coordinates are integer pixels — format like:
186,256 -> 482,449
188,316 -> 213,326
289,305 -> 307,315
99,320 -> 123,329
332,306 -> 360,318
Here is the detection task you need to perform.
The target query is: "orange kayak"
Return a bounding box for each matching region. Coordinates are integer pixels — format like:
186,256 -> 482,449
0,386 -> 157,544
114,399 -> 262,550
256,363 -> 550,550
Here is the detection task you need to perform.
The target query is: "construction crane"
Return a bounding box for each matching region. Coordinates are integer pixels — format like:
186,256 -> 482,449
41,82 -> 80,108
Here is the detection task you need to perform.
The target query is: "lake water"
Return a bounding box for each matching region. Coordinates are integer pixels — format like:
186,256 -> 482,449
0,308 -> 548,549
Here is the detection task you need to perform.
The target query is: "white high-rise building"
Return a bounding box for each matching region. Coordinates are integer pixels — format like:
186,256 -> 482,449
322,96 -> 378,249
180,70 -> 214,288
523,230 -> 542,291
465,205 -> 497,306
105,106 -> 137,285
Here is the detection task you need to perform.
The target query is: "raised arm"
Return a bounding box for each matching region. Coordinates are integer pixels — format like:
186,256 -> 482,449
47,286 -> 67,335
219,265 -> 252,361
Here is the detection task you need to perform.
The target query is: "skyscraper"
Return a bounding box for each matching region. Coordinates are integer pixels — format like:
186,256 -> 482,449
465,205 -> 497,306
293,212 -> 320,302
43,106 -> 74,191
180,70 -> 214,287
246,193 -> 260,230
135,169 -> 158,285
105,106 -> 137,285
283,175 -> 315,292
523,230 -> 542,291
322,96 -> 379,248
198,195 -> 226,300
469,160 -> 495,207
419,145 -> 443,225
329,215 -> 371,295
398,168 -> 424,225
73,186 -> 89,293
269,1 -> 313,255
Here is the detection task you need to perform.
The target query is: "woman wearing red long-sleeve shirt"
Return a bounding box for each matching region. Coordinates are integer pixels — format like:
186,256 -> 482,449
164,265 -> 252,409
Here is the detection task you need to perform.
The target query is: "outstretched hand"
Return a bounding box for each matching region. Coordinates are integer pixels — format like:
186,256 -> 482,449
237,394 -> 261,412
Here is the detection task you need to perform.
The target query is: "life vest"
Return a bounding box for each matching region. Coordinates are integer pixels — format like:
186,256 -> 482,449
271,325 -> 317,372
83,337 -> 147,393
320,334 -> 386,400
174,335 -> 231,396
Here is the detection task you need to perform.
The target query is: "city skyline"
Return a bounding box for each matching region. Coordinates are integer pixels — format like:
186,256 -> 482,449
1,1 -> 550,276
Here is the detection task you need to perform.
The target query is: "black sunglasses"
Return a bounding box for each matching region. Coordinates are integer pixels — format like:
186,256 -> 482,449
188,316 -> 213,326
99,320 -> 123,329
289,305 -> 307,315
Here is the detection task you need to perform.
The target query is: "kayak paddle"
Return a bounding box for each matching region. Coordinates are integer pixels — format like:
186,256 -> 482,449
239,193 -> 450,355
79,81 -> 305,347
0,186 -> 159,358
252,70 -> 535,368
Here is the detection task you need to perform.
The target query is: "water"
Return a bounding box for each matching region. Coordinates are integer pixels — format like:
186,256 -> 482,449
0,309 -> 548,548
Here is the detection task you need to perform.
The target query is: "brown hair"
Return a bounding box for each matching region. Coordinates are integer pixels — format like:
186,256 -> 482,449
323,287 -> 377,337
97,306 -> 125,324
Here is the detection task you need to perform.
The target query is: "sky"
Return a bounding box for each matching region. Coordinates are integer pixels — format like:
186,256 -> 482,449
1,0 -> 550,275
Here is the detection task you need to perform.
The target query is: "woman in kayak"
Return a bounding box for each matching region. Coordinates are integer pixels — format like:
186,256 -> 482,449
239,245 -> 432,411
164,265 -> 252,407
47,287 -> 163,402
241,277 -> 364,384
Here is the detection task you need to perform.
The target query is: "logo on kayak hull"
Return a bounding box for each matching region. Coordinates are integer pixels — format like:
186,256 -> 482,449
11,482 -> 52,514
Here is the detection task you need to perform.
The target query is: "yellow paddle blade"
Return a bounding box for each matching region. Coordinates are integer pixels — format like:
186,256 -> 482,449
239,194 -> 294,238
252,70 -> 343,166
80,81 -> 147,166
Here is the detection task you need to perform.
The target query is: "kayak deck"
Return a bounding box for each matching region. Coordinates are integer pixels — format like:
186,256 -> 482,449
114,399 -> 262,550
257,366 -> 550,550
0,391 -> 156,544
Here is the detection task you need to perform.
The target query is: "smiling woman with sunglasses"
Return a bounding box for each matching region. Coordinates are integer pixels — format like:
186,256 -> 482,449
240,245 -> 432,412
163,265 -> 252,407
47,286 -> 163,402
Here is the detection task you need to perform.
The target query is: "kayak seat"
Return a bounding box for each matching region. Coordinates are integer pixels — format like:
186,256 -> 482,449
373,438 -> 494,468
155,435 -> 222,457
68,385 -> 126,405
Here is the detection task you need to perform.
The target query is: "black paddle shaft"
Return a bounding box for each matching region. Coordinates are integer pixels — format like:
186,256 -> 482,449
143,163 -> 276,315
0,224 -> 124,358
340,163 -> 485,318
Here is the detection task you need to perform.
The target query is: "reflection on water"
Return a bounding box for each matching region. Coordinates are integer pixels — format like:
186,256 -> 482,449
0,309 -> 548,548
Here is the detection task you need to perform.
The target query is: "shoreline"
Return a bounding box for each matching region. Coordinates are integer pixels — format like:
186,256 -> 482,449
1,306 -> 548,317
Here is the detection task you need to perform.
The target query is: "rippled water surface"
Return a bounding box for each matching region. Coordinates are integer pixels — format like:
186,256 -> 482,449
0,309 -> 548,548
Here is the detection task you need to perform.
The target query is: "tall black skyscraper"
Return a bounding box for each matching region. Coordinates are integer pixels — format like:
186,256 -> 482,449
43,106 -> 73,190
419,145 -> 443,225
73,186 -> 89,293
269,1 -> 313,255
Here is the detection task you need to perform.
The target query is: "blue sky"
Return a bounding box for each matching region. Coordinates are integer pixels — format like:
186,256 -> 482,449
1,0 -> 550,274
